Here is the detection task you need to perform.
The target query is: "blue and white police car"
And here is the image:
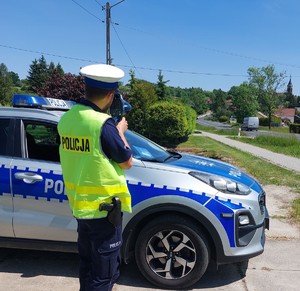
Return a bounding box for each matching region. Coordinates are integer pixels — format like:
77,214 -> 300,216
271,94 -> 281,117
0,95 -> 269,289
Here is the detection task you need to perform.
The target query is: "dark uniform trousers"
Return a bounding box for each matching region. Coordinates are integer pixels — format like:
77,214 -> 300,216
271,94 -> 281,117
77,217 -> 122,291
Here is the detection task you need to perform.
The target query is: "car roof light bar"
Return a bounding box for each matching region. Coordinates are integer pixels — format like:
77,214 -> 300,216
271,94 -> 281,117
12,94 -> 76,111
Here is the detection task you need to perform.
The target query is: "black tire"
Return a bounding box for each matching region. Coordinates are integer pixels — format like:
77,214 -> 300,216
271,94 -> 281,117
135,215 -> 210,289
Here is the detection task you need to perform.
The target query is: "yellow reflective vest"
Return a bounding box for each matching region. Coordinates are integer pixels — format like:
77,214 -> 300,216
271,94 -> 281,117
58,104 -> 131,219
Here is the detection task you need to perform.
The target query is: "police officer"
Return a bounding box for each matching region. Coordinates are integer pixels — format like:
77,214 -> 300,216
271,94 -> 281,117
58,64 -> 132,291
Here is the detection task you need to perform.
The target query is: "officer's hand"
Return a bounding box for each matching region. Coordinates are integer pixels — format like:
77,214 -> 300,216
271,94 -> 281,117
116,117 -> 128,134
116,117 -> 132,169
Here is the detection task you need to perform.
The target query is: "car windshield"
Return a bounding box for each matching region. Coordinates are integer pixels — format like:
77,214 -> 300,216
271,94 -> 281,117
124,130 -> 180,163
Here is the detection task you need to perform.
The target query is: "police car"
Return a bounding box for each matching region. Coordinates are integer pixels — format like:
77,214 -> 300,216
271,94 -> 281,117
0,95 -> 269,289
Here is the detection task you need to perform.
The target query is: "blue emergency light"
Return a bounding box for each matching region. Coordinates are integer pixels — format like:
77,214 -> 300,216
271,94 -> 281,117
13,94 -> 75,111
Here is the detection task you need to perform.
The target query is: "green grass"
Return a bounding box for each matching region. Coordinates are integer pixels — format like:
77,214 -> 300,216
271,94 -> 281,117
260,126 -> 290,133
195,123 -> 242,136
231,135 -> 300,158
177,135 -> 300,221
293,199 -> 300,220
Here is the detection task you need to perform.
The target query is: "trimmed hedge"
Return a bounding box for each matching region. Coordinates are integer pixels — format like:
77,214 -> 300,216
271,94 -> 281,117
146,102 -> 189,147
289,123 -> 300,133
259,116 -> 282,126
219,115 -> 228,122
184,105 -> 197,135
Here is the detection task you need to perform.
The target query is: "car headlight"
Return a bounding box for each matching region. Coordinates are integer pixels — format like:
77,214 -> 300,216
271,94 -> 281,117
189,171 -> 251,195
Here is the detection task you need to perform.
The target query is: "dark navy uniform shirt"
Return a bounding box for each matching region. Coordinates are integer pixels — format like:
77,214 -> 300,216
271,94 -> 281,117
79,99 -> 132,164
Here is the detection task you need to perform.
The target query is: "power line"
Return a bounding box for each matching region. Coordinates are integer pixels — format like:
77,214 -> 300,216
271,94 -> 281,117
73,1 -> 300,73
2,43 -> 300,79
115,63 -> 248,77
0,43 -> 101,63
71,0 -> 300,72
102,17 -> 300,69
196,46 -> 300,70
93,0 -> 103,8
71,0 -> 104,22
111,22 -> 142,77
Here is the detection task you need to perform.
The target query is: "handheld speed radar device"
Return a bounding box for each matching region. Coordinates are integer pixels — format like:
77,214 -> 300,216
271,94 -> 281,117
110,89 -> 132,123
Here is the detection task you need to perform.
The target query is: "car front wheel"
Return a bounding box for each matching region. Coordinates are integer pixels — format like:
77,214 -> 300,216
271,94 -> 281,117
135,214 -> 210,289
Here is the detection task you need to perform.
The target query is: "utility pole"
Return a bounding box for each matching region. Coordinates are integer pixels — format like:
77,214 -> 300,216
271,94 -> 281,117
105,2 -> 111,65
105,0 -> 125,65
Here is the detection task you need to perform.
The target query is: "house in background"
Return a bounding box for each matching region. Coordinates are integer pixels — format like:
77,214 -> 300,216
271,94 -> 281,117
273,77 -> 299,124
257,111 -> 267,119
274,108 -> 296,124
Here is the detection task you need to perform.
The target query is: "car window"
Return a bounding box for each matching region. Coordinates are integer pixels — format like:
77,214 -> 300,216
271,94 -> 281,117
125,130 -> 170,162
0,119 -> 10,155
23,121 -> 60,162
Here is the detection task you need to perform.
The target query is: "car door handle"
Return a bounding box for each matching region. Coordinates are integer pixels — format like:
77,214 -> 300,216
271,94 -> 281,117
14,172 -> 44,184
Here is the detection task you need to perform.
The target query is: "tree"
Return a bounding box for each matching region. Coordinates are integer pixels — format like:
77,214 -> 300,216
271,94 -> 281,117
27,55 -> 49,93
283,92 -> 298,108
48,62 -> 56,76
0,63 -> 13,105
49,61 -> 64,79
187,88 -> 209,115
155,70 -> 169,101
126,71 -> 158,136
37,72 -> 85,102
210,89 -> 229,120
248,65 -> 286,129
9,71 -> 21,87
56,63 -> 64,75
228,83 -> 259,123
168,86 -> 188,100
128,69 -> 137,89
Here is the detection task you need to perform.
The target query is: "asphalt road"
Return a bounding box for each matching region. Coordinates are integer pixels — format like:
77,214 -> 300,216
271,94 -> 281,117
197,116 -> 300,141
197,117 -> 232,130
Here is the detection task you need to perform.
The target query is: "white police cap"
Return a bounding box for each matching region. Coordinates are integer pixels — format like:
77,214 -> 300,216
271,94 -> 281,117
80,64 -> 125,90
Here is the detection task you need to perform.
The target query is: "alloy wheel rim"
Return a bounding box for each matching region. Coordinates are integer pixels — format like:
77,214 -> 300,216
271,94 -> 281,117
145,229 -> 197,279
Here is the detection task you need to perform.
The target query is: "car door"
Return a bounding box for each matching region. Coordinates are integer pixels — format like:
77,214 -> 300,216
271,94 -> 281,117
11,118 -> 77,242
0,118 -> 14,237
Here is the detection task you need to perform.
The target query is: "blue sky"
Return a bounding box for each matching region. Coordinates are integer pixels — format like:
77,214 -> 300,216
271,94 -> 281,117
1,0 -> 300,95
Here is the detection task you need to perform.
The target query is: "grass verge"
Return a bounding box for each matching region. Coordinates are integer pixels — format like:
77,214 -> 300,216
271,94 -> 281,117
260,126 -> 290,133
229,135 -> 300,158
195,123 -> 241,136
177,135 -> 300,221
293,199 -> 300,221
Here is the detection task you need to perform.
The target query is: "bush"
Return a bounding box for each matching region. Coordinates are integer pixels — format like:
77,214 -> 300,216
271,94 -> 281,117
259,117 -> 269,126
146,102 -> 188,147
259,116 -> 282,126
219,115 -> 228,122
184,105 -> 197,135
289,123 -> 300,133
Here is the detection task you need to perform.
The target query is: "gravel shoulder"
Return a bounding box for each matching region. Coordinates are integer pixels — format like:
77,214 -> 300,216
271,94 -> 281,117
264,185 -> 300,240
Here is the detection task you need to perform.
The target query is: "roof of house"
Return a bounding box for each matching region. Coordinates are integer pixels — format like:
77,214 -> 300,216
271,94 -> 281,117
274,108 -> 296,117
257,111 -> 268,118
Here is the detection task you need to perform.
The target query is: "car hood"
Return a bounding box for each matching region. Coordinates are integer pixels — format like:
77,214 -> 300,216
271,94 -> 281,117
168,153 -> 262,193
